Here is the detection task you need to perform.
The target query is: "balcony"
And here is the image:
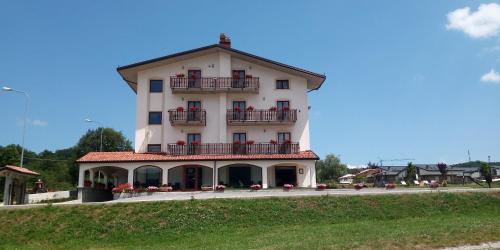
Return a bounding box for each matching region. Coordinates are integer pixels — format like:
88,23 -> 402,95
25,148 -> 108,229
166,142 -> 299,155
170,77 -> 259,93
168,110 -> 206,126
227,109 -> 297,125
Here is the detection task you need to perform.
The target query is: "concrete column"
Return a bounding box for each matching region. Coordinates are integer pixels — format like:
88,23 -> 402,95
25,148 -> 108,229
128,168 -> 134,187
262,167 -> 268,189
103,173 -> 108,189
214,166 -> 219,188
2,175 -> 12,205
162,167 -> 169,186
78,166 -> 85,187
310,162 -> 317,188
88,169 -> 95,188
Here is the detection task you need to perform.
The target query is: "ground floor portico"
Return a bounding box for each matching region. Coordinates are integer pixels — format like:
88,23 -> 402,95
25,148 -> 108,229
78,159 -> 317,191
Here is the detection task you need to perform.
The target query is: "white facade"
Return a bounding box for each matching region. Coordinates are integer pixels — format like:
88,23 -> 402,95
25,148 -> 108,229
78,36 -> 324,196
135,52 -> 311,153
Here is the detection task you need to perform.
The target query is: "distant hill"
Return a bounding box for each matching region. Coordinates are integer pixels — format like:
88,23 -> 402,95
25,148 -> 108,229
452,161 -> 500,168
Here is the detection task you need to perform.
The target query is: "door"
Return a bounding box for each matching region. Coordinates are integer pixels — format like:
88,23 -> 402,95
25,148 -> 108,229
232,70 -> 246,88
232,101 -> 246,120
233,133 -> 247,154
278,132 -> 291,153
187,133 -> 201,155
188,70 -> 201,88
275,166 -> 297,187
277,101 -> 290,120
184,166 -> 202,190
187,101 -> 202,121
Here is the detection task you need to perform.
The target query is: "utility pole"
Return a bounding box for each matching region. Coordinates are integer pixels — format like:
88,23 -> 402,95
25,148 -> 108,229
467,150 -> 471,162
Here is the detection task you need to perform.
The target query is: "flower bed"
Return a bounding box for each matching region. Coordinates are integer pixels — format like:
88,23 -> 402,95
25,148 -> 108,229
250,184 -> 261,191
147,186 -> 159,193
112,183 -> 132,193
316,184 -> 327,190
215,185 -> 225,192
283,184 -> 294,191
158,186 -> 173,192
176,140 -> 186,146
83,180 -> 92,187
176,107 -> 184,112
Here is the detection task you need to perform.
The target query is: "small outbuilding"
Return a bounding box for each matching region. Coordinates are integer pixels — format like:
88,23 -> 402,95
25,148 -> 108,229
0,165 -> 40,205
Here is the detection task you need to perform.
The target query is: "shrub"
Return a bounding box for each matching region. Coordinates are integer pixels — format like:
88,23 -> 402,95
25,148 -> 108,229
147,186 -> 159,192
316,184 -> 327,190
215,185 -> 225,192
112,183 -> 132,193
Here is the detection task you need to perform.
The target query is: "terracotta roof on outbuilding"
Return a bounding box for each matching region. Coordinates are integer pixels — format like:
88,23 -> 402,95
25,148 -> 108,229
77,151 -> 319,163
0,165 -> 40,176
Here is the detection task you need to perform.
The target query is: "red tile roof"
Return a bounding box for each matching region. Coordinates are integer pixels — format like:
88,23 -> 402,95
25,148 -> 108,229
77,151 -> 319,163
0,165 -> 40,176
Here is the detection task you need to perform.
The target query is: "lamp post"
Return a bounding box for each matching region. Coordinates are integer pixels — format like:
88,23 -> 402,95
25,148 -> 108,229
2,86 -> 29,167
84,118 -> 104,152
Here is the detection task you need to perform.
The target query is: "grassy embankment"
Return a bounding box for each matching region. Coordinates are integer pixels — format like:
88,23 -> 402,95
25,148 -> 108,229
1,192 -> 499,249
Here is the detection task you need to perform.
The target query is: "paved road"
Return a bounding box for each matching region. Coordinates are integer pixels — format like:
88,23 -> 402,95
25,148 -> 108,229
1,187 -> 499,210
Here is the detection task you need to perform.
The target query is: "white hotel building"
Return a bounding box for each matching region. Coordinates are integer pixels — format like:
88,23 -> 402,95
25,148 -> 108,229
77,34 -> 325,197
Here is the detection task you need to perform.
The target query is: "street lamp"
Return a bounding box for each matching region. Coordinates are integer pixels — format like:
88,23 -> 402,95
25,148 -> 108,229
84,118 -> 104,152
2,86 -> 29,167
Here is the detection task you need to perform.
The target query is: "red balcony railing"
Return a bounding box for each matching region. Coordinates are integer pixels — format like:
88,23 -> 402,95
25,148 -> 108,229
227,109 -> 297,124
167,142 -> 299,155
168,110 -> 206,126
170,77 -> 259,92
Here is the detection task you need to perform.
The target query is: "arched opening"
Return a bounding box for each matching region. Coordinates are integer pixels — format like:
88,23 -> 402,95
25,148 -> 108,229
85,166 -> 129,190
134,166 -> 162,188
218,164 -> 262,188
168,165 -> 213,191
268,164 -> 298,187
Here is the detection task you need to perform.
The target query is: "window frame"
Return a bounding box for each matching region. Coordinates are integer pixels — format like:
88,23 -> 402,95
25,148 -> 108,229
276,79 -> 290,89
149,79 -> 164,93
148,111 -> 162,125
147,144 -> 162,153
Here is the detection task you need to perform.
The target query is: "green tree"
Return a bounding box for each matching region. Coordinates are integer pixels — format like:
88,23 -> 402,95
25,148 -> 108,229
315,154 -> 348,182
479,162 -> 492,188
74,128 -> 133,157
405,162 -> 416,184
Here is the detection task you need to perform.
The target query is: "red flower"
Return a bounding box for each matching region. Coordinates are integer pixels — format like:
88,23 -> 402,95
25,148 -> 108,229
245,140 -> 255,145
282,106 -> 290,111
175,73 -> 185,77
190,106 -> 198,112
176,107 -> 184,112
246,106 -> 254,111
245,75 -> 252,78
176,140 -> 186,146
233,140 -> 241,145
234,106 -> 241,112
84,180 -> 92,187
269,107 -> 277,111
191,141 -> 200,145
269,140 -> 277,144
284,140 -> 292,144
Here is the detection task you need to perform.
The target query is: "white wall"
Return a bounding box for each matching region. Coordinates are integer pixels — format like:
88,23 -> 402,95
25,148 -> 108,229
135,52 -> 312,152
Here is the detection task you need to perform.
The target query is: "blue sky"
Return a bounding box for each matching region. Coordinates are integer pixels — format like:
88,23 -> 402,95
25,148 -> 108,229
1,1 -> 499,166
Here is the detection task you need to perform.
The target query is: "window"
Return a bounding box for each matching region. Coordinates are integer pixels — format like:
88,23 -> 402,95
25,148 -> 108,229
187,101 -> 202,121
232,101 -> 246,120
187,70 -> 201,88
149,112 -> 162,125
150,80 -> 163,93
233,133 -> 247,143
147,144 -> 161,153
278,132 -> 291,143
232,133 -> 247,154
276,80 -> 289,89
134,166 -> 162,188
277,101 -> 290,120
187,133 -> 201,144
232,70 -> 246,88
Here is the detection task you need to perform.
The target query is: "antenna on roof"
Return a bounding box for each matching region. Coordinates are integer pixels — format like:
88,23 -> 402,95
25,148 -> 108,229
467,149 -> 471,162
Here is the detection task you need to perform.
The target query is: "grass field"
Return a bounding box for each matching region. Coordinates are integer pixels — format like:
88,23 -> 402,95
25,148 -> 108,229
1,192 -> 499,249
